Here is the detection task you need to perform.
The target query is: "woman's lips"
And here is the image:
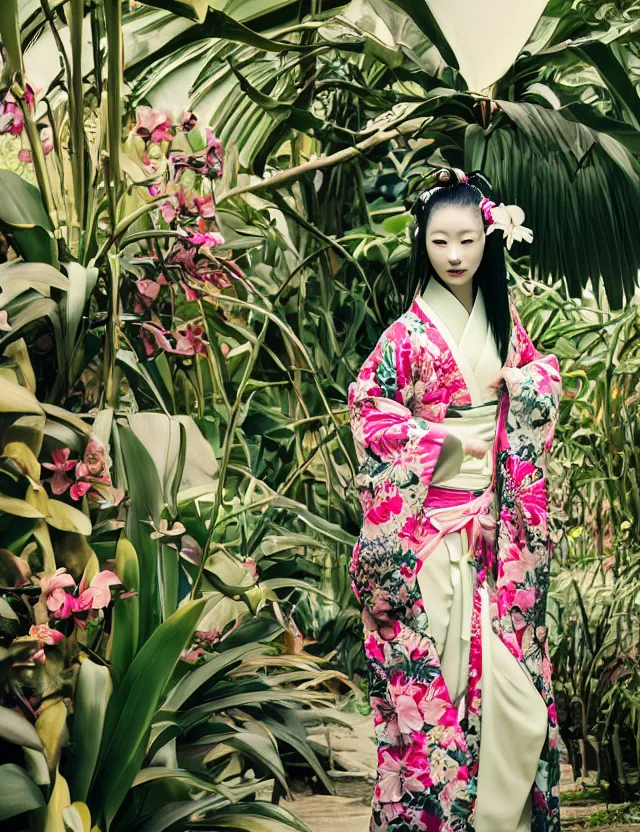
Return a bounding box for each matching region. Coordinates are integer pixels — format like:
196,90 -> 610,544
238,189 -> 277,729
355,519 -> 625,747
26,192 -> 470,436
447,269 -> 466,275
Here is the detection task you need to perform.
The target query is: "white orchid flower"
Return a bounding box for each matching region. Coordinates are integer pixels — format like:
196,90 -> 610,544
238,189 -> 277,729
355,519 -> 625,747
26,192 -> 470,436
486,203 -> 534,250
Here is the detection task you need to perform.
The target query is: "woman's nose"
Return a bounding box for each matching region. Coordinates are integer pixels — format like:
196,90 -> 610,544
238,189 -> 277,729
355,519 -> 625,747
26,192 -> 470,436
448,249 -> 461,264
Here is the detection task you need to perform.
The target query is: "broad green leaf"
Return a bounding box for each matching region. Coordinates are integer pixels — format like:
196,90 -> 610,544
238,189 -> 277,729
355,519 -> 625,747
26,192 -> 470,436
0,374 -> 44,414
89,598 -> 206,830
0,260 -> 69,291
0,493 -> 45,518
42,404 -> 93,435
36,697 -> 68,774
0,705 -> 43,751
385,0 -> 458,69
0,763 -> 45,821
66,660 -> 113,804
0,170 -> 58,266
4,340 -> 38,394
46,499 -> 92,536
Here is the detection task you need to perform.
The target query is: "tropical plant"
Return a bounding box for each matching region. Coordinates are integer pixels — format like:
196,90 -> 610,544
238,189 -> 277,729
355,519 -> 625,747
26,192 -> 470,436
509,276 -> 640,799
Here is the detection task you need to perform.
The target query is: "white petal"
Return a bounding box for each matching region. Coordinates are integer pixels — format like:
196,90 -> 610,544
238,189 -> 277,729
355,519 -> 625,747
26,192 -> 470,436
505,204 -> 525,225
490,205 -> 511,226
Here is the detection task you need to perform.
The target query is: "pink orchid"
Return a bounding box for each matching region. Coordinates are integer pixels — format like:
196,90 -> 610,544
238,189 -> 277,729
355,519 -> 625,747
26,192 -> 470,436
139,321 -> 207,357
0,92 -> 25,136
18,148 -> 32,163
187,231 -> 225,250
134,278 -> 161,314
0,310 -> 11,332
69,478 -> 92,501
42,448 -> 78,495
81,569 -> 122,609
195,628 -> 221,647
135,106 -> 174,144
29,624 -> 64,662
174,323 -> 208,356
180,646 -> 205,663
159,198 -> 179,223
193,194 -> 215,218
169,129 -> 223,179
181,110 -> 198,132
40,567 -> 76,613
40,126 -> 53,155
83,438 -> 110,477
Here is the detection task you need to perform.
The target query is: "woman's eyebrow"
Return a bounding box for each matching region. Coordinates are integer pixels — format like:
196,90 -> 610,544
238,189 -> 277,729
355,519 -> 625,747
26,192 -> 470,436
429,229 -> 479,235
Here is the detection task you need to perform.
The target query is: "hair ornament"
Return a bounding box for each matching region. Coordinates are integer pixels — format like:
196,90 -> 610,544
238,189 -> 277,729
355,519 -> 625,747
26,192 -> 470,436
484,202 -> 534,250
414,167 -> 533,250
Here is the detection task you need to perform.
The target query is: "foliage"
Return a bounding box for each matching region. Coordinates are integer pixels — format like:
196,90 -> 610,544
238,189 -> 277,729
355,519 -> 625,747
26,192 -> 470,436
511,278 -> 640,800
0,0 -> 639,825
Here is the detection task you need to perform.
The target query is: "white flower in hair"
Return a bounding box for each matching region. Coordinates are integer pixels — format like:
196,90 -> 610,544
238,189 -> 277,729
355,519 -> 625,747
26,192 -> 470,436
486,203 -> 534,250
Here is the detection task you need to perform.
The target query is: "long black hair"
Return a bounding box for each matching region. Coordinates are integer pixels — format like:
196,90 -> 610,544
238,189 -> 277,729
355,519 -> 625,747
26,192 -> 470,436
405,169 -> 512,365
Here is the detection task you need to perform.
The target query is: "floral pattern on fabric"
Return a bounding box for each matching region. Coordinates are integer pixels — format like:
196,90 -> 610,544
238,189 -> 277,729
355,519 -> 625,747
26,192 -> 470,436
348,293 -> 562,831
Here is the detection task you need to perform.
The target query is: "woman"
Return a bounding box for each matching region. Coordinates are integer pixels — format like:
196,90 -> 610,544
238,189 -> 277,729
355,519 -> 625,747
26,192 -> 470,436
348,168 -> 563,832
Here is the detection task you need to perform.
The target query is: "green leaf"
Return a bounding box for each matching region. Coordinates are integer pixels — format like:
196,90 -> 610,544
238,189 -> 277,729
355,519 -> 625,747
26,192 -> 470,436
0,260 -> 69,292
0,375 -> 44,414
162,642 -> 266,712
0,763 -> 45,821
574,41 -> 640,129
46,499 -> 92,536
137,0 -> 210,23
0,705 -> 43,751
0,170 -> 57,266
115,423 -> 164,645
201,801 -> 312,832
63,263 -> 97,383
0,493 -> 45,517
66,660 -> 112,804
108,536 -> 140,681
89,598 -> 206,830
385,0 -> 458,69
0,0 -> 24,75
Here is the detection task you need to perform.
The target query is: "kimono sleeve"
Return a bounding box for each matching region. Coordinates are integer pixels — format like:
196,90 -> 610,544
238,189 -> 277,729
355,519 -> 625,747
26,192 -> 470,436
505,299 -> 563,454
348,318 -> 463,492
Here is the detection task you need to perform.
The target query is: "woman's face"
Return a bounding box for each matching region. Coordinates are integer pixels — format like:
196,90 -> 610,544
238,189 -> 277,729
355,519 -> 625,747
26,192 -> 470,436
425,203 -> 485,291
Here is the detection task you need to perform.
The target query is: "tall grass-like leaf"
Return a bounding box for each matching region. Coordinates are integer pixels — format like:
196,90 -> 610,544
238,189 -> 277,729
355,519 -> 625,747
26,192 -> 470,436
162,643 -> 266,712
195,801 -> 312,832
115,424 -> 163,644
66,660 -> 113,804
89,598 -> 205,829
108,536 -> 140,681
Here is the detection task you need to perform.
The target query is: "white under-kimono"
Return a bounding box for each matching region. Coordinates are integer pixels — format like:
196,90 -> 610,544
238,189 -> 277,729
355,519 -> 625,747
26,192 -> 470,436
415,277 -> 548,832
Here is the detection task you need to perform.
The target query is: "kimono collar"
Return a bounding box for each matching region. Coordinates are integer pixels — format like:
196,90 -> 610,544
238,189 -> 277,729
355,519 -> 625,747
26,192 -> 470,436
422,277 -> 486,344
419,277 -> 486,346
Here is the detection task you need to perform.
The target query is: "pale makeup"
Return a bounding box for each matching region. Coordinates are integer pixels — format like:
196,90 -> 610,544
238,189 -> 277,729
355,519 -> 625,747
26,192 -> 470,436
422,202 -> 503,459
424,204 -> 485,313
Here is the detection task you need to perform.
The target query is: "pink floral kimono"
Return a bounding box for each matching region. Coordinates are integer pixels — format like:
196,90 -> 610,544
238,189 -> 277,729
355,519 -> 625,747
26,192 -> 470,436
348,285 -> 562,832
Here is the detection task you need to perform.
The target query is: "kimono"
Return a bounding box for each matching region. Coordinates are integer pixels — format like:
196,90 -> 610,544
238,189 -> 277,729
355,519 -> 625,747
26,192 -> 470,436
348,277 -> 562,832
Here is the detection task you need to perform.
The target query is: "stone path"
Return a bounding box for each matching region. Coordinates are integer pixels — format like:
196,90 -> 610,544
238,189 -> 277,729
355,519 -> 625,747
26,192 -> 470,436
281,713 -> 639,831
